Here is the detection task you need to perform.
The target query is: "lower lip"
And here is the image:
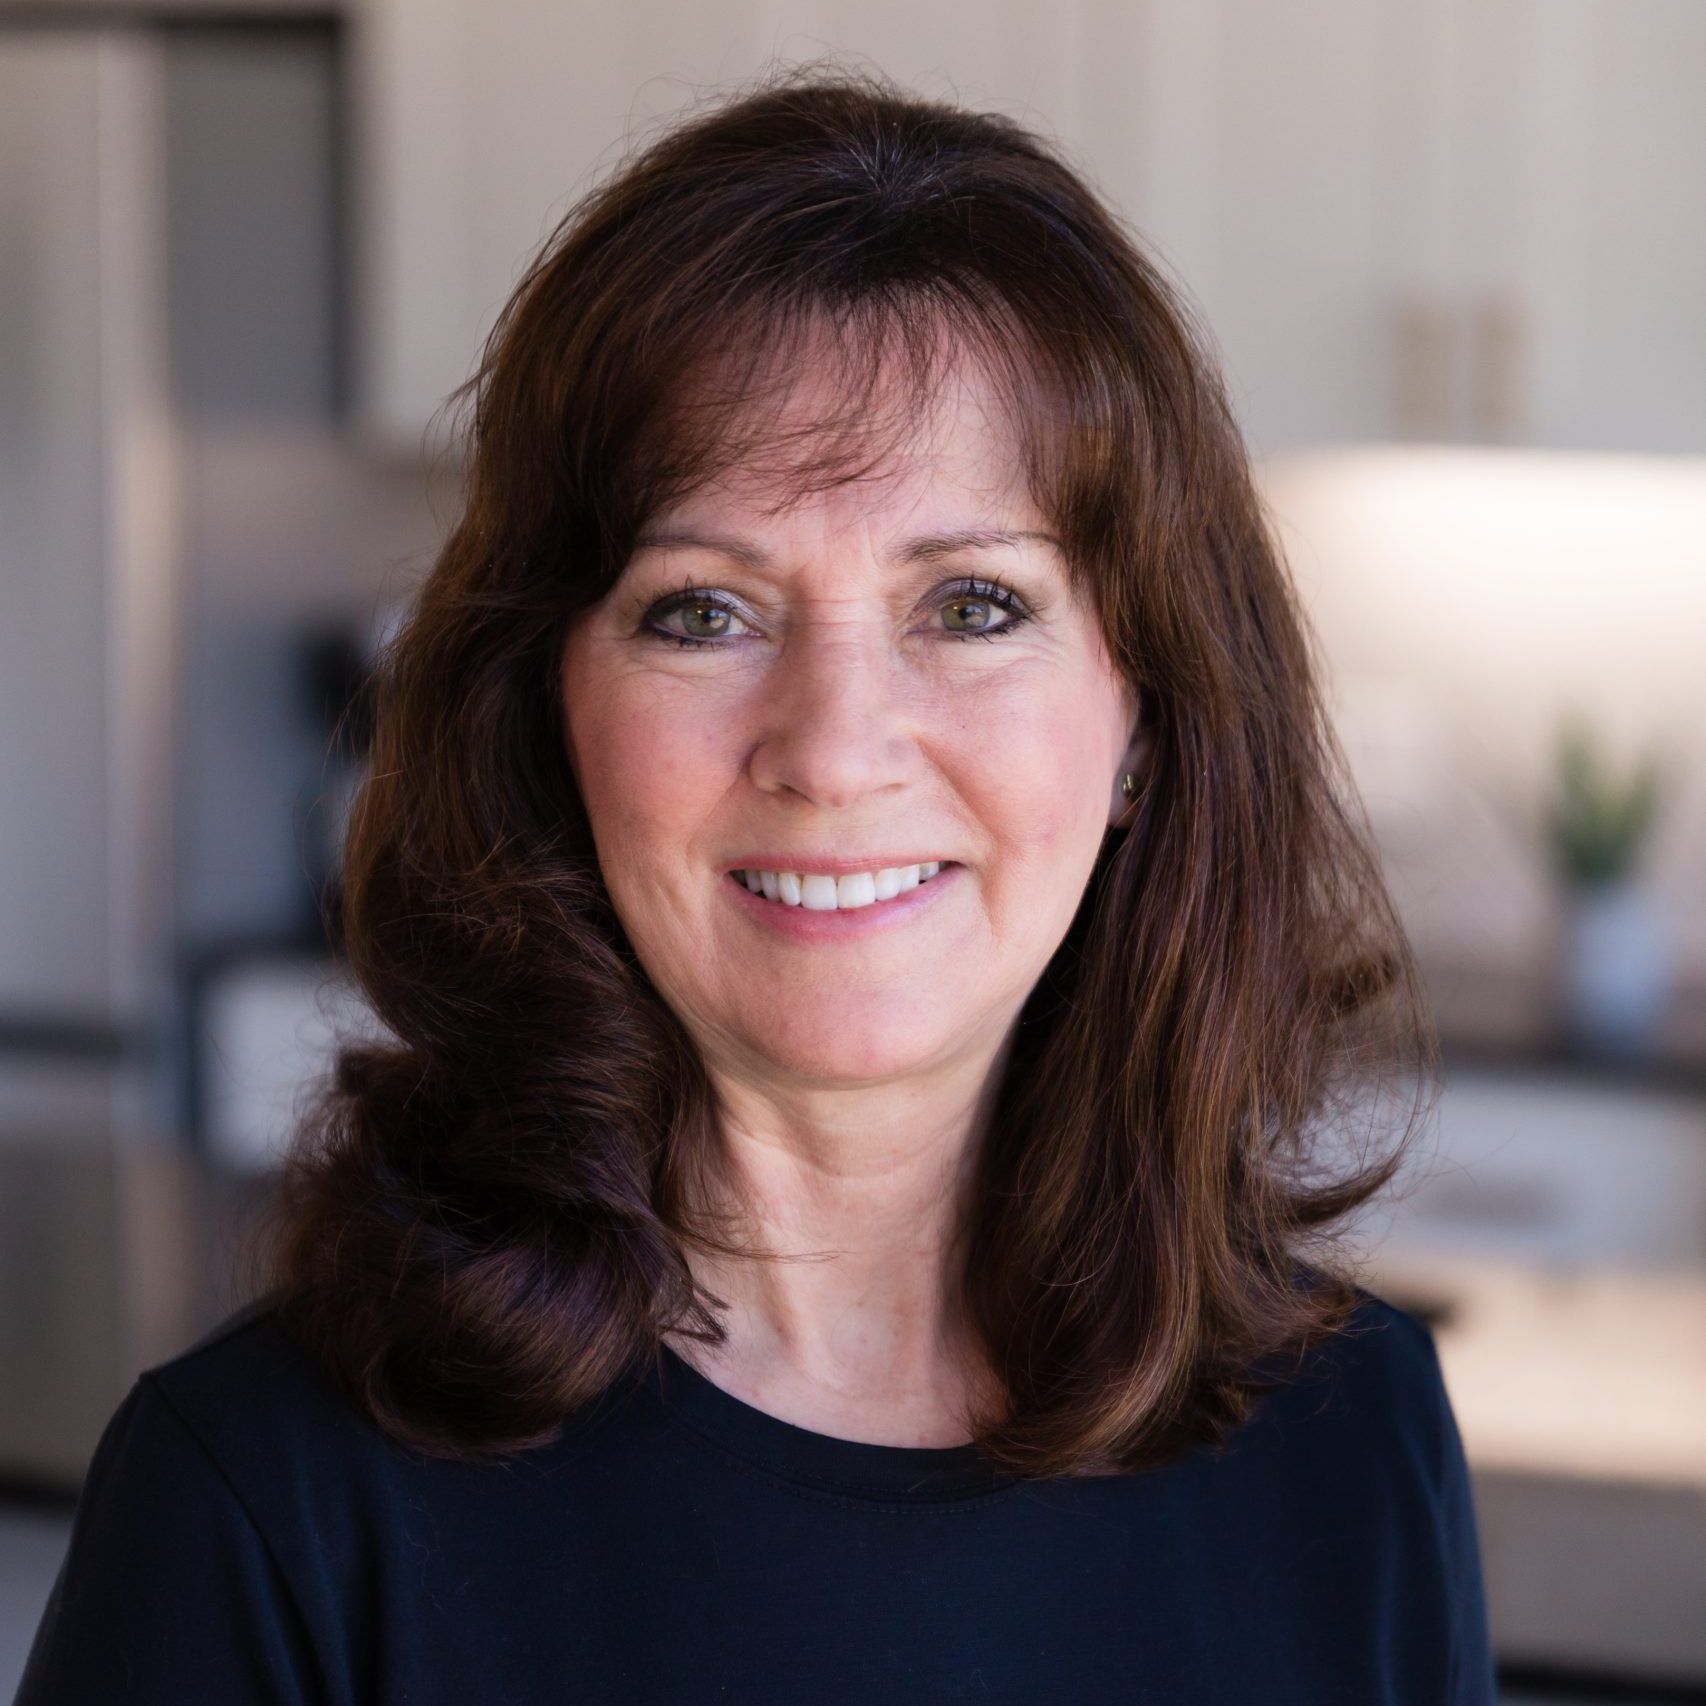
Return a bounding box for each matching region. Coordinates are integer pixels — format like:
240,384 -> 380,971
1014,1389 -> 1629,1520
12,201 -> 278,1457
723,864 -> 964,942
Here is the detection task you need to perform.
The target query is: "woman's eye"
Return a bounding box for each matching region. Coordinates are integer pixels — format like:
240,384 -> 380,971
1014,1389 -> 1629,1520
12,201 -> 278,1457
938,580 -> 1032,643
645,593 -> 750,649
640,578 -> 1032,649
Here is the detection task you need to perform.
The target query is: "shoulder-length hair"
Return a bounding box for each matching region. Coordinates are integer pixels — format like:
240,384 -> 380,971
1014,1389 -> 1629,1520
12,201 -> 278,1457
249,60 -> 1440,1478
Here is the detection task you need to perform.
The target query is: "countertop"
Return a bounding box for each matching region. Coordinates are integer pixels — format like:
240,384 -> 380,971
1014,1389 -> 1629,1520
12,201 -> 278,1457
1364,1243 -> 1706,1684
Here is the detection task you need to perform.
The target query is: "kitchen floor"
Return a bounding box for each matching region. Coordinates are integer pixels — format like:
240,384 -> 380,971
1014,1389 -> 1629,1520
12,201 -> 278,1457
0,1502 -> 1673,1704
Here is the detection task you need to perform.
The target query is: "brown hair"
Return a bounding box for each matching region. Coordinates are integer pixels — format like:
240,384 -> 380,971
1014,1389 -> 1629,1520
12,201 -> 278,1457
248,60 -> 1439,1478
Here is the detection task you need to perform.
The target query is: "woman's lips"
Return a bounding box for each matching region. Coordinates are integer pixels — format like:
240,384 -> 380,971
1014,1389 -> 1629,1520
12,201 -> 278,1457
722,861 -> 964,941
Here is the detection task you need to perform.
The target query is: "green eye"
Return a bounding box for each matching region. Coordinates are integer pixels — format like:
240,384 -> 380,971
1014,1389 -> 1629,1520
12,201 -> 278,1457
646,592 -> 748,649
674,599 -> 734,639
942,595 -> 1003,636
940,579 -> 1031,643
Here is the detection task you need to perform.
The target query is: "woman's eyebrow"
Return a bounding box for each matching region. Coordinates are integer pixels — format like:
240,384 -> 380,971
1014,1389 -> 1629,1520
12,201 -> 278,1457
630,526 -> 1059,567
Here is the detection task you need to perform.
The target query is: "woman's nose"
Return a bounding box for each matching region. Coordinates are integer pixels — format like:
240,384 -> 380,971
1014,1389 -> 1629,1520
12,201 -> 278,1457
745,616 -> 920,808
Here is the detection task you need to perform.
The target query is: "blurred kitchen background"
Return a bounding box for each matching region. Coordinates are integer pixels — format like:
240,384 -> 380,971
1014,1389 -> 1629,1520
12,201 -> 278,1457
1,2 -> 1703,1700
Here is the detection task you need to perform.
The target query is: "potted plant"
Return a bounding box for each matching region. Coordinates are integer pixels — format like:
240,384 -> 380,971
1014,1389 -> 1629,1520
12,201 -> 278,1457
1541,711 -> 1677,1062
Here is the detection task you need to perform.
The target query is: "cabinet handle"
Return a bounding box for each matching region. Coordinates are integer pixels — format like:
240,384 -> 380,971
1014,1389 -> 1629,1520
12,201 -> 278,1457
1394,293 -> 1458,440
1472,292 -> 1524,442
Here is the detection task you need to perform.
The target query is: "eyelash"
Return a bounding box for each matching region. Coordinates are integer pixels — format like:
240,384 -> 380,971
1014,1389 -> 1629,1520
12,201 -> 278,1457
638,577 -> 1035,650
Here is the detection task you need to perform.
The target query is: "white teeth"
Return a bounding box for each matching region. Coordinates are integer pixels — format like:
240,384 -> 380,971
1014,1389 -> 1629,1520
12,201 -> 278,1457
733,862 -> 949,910
801,874 -> 839,911
834,871 -> 877,909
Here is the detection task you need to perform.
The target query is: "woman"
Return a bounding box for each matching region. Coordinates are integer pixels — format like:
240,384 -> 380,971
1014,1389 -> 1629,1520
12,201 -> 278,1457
19,64 -> 1495,1704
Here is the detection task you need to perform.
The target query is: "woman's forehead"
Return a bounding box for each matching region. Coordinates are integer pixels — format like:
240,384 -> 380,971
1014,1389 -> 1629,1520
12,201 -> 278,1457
641,307 -> 1050,518
650,382 -> 1043,538
648,444 -> 1042,543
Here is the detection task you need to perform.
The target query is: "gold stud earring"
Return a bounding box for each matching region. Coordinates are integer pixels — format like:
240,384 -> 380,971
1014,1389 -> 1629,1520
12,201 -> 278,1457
1121,771 -> 1140,803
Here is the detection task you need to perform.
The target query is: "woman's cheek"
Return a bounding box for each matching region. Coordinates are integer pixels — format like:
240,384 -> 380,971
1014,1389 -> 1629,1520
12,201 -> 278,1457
997,701 -> 1107,863
580,684 -> 722,845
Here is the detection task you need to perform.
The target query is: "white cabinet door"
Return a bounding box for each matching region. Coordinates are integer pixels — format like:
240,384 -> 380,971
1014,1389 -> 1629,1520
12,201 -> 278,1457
1098,0 -> 1706,457
1426,0 -> 1706,452
353,0 -> 1414,459
351,0 -> 1082,455
353,0 -> 1706,457
1074,0 -> 1401,459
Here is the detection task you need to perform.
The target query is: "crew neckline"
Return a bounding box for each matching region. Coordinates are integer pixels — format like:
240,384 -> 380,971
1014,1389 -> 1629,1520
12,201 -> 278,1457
642,1341 -> 1018,1503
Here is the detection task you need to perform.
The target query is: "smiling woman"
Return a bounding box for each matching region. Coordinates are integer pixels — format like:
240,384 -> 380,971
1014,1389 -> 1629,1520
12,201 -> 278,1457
17,58 -> 1494,1706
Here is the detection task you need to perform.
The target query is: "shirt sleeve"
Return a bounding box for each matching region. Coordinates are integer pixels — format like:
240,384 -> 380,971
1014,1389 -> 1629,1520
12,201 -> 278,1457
15,1373 -> 324,1705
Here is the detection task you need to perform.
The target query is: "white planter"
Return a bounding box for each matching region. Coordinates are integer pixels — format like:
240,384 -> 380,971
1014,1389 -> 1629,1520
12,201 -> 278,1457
1557,878 -> 1674,1061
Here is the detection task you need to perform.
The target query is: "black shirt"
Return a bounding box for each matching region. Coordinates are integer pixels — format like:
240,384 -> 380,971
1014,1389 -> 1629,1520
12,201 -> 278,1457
18,1286 -> 1496,1703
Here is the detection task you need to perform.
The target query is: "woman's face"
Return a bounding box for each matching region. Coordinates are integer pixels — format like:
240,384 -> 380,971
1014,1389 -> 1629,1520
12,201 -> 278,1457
560,351 -> 1143,1090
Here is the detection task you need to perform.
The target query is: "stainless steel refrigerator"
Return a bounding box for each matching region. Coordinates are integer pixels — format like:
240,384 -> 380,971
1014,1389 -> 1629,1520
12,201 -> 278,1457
0,25 -> 195,1484
0,19 -> 351,1485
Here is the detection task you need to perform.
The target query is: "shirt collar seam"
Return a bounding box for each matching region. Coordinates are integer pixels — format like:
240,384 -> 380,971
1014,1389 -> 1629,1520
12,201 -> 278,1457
654,1408 -> 1020,1511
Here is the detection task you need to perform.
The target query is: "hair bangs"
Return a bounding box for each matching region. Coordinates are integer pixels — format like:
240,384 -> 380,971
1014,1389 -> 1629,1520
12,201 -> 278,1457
608,283 -> 1086,585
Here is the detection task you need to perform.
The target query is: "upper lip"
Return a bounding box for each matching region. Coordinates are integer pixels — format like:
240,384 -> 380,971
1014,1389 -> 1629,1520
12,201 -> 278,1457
724,855 -> 959,877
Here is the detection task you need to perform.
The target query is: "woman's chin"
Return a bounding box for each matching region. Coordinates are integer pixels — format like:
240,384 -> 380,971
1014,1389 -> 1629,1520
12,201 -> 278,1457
733,1013 -> 962,1085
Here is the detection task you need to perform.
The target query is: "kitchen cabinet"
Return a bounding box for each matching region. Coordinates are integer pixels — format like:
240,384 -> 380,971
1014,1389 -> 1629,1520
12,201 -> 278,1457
1090,0 -> 1706,457
352,0 -> 1404,457
351,0 -> 1706,461
349,0 -> 1082,455
1403,0 -> 1706,455
1077,0 -> 1407,459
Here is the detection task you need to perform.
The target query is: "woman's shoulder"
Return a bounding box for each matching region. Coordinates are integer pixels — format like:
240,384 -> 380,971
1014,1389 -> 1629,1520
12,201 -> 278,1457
1240,1274 -> 1464,1497
1326,1281 -> 1454,1422
104,1294 -> 409,1541
131,1294 -> 643,1514
111,1297 -> 416,1587
1320,1281 -> 1449,1390
1277,1260 -> 1449,1385
137,1294 -> 374,1468
16,1300 -> 360,1702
